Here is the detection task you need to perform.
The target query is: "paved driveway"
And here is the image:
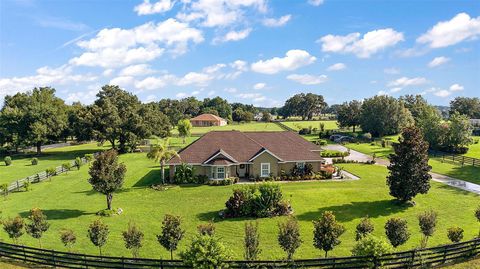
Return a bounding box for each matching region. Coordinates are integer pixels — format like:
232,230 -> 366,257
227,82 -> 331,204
322,144 -> 480,195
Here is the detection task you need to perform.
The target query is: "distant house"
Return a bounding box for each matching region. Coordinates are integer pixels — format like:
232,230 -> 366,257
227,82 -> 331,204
168,131 -> 323,180
190,113 -> 227,127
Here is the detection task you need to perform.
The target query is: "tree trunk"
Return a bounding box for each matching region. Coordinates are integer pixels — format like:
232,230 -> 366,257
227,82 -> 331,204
325,251 -> 328,258
36,142 -> 42,155
106,193 -> 113,210
110,139 -> 116,150
353,125 -> 356,133
161,161 -> 165,185
170,250 -> 173,260
99,246 -> 102,256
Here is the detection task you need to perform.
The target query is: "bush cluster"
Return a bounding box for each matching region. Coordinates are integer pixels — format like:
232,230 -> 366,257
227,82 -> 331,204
321,150 -> 349,158
332,159 -> 375,164
207,177 -> 238,186
224,183 -> 292,218
4,156 -> 12,166
31,158 -> 38,165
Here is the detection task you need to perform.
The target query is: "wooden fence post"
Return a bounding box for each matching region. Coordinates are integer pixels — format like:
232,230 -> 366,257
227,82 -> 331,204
84,254 -> 88,269
443,246 -> 447,264
52,249 -> 56,267
22,245 -> 26,263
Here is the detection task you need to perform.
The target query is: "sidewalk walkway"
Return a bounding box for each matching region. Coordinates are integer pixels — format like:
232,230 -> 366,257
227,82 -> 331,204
323,144 -> 480,195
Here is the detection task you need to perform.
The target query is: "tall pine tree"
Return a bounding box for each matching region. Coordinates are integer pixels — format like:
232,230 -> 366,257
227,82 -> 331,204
387,126 -> 431,203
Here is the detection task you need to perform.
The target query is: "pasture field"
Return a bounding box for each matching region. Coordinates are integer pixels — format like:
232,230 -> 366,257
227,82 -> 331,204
0,155 -> 478,260
170,122 -> 284,135
0,143 -> 108,185
281,120 -> 338,131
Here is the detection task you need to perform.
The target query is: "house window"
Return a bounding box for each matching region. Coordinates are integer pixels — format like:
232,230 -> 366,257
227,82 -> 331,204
261,163 -> 270,177
296,162 -> 305,170
217,166 -> 225,179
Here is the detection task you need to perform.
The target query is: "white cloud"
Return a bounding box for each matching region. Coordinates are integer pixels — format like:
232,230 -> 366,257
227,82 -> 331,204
224,87 -> 238,93
66,88 -> 99,104
207,90 -> 216,96
434,89 -> 452,97
377,90 -> 388,96
326,62 -> 346,71
262,15 -> 291,27
287,74 -> 328,85
110,76 -> 135,87
177,72 -> 213,86
308,0 -> 324,6
251,49 -> 316,74
134,75 -> 175,90
213,28 -> 252,43
134,0 -> 174,15
417,13 -> 480,48
428,56 -> 450,68
102,69 -> 114,76
230,60 -> 248,71
389,87 -> 402,93
384,67 -> 400,74
0,65 -> 97,99
144,94 -> 157,103
449,83 -> 464,91
203,63 -> 226,74
177,0 -> 267,28
119,64 -> 155,76
253,82 -> 266,90
387,77 -> 428,87
319,28 -> 404,58
71,19 -> 204,67
176,92 -> 189,98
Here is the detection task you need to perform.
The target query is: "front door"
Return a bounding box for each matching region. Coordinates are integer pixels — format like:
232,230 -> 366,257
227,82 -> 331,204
238,164 -> 247,178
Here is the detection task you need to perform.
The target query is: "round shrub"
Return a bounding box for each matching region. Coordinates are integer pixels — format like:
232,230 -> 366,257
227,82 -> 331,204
74,157 -> 82,170
351,235 -> 393,257
385,218 -> 410,248
447,226 -> 464,243
31,158 -> 38,165
356,217 -> 374,241
4,156 -> 12,166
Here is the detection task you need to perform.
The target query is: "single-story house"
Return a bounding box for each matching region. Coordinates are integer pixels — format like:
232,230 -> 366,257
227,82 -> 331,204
168,131 -> 324,180
190,113 -> 227,127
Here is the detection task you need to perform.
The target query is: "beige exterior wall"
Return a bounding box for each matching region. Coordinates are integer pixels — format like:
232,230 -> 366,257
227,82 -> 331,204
251,152 -> 279,178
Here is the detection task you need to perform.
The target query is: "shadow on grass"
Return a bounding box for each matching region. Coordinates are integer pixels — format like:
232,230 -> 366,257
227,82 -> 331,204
296,199 -> 410,222
19,209 -> 94,220
196,210 -> 259,223
132,169 -> 161,188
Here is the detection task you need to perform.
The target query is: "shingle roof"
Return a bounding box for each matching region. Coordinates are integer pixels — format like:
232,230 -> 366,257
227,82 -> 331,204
168,131 -> 323,165
190,113 -> 226,122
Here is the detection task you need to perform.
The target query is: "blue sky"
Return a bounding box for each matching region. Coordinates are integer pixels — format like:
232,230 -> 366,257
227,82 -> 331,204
0,0 -> 479,107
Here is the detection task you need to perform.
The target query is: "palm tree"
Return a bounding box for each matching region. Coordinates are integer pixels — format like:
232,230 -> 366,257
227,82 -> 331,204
147,138 -> 179,184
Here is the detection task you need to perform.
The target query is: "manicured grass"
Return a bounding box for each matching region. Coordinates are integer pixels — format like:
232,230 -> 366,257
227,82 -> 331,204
1,155 -> 478,260
344,142 -> 394,159
281,120 -> 338,131
171,122 -> 284,135
0,143 -> 109,185
443,258 -> 480,269
464,136 -> 480,158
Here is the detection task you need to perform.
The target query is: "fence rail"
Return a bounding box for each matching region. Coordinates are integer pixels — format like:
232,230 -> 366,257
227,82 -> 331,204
1,238 -> 479,268
430,150 -> 479,167
1,153 -> 99,195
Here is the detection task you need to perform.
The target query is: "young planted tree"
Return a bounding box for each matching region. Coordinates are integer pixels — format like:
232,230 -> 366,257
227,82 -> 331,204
387,126 -> 431,203
177,119 -> 192,144
62,162 -> 72,174
277,217 -> 302,260
122,222 -> 144,258
180,234 -> 231,269
88,150 -> 126,210
74,157 -> 83,170
25,208 -> 50,247
385,218 -> 410,248
46,167 -> 56,181
355,216 -> 374,241
147,138 -> 178,184
351,235 -> 393,257
87,219 -> 109,255
59,229 -> 77,252
2,216 -> 24,244
447,227 -> 464,243
418,210 -> 438,248
157,214 -> 185,259
313,211 -> 346,257
0,183 -> 8,199
244,221 -> 261,261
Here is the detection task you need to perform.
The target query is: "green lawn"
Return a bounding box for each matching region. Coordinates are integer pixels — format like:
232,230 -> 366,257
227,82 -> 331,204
464,136 -> 480,158
281,120 -> 338,131
1,154 -> 478,260
0,143 -> 109,185
171,122 -> 284,135
345,142 -> 394,159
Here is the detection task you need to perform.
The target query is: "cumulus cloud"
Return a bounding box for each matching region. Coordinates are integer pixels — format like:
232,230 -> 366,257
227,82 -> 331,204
319,28 -> 404,58
224,87 -> 238,93
433,89 -> 452,97
119,64 -> 156,76
71,19 -> 204,68
287,74 -> 328,85
449,83 -> 464,91
253,82 -> 266,90
177,72 -> 213,86
387,77 -> 428,87
251,49 -> 316,74
262,15 -> 291,27
134,0 -> 174,15
417,13 -> 480,48
308,0 -> 324,6
213,28 -> 252,43
428,56 -> 450,68
326,63 -> 346,71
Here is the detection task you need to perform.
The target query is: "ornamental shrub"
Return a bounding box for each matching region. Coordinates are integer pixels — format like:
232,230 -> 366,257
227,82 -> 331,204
197,222 -> 215,236
447,226 -> 464,243
385,218 -> 410,248
59,229 -> 76,252
4,156 -> 12,166
62,162 -> 72,173
356,216 -> 374,241
31,158 -> 38,165
180,234 -> 231,269
351,235 -> 392,257
74,157 -> 82,170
